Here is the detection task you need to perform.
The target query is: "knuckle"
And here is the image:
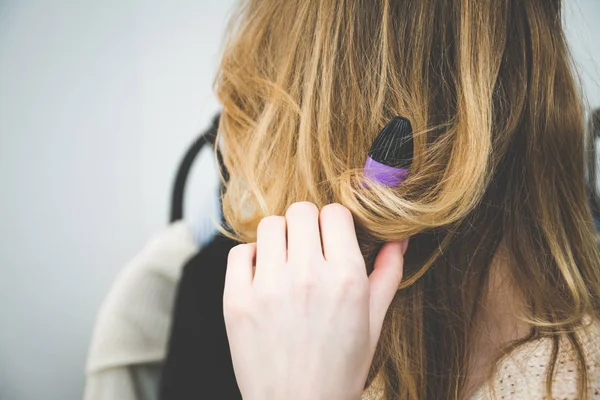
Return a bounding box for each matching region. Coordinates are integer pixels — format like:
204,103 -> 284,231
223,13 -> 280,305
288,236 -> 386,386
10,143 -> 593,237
320,203 -> 353,223
288,256 -> 324,276
293,274 -> 318,293
227,243 -> 255,263
227,245 -> 241,264
255,286 -> 281,305
227,243 -> 248,264
339,273 -> 369,295
257,215 -> 285,233
286,201 -> 319,220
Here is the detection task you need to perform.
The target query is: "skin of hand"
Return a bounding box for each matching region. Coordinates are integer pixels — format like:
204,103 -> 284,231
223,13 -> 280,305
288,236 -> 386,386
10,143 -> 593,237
223,202 -> 409,400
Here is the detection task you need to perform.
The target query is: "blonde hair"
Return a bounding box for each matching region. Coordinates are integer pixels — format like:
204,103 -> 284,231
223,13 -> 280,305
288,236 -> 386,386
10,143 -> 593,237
214,0 -> 600,398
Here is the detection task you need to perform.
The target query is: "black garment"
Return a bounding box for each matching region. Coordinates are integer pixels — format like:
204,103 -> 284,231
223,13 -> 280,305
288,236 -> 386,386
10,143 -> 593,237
161,113 -> 242,399
159,234 -> 241,400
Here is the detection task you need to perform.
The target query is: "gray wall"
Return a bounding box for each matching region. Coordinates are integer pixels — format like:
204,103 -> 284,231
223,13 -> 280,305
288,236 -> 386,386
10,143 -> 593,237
0,1 -> 598,400
0,1 -> 235,399
564,0 -> 600,108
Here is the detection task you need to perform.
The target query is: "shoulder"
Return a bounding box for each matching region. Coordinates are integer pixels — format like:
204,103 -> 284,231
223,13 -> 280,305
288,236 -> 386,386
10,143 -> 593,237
472,319 -> 600,399
86,222 -> 200,373
102,221 -> 201,302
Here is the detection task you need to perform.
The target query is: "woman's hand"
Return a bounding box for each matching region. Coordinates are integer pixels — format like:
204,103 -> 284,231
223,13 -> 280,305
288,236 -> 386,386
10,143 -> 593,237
223,202 -> 408,400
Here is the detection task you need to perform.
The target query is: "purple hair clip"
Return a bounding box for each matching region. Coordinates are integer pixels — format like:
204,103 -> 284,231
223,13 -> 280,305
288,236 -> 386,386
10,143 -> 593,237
363,117 -> 414,187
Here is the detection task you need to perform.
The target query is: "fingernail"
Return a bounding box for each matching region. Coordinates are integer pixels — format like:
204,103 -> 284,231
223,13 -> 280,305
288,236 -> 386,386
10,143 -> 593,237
400,238 -> 410,255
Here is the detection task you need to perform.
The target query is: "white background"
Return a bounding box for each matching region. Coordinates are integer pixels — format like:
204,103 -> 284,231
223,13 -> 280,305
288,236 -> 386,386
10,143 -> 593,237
0,1 -> 599,399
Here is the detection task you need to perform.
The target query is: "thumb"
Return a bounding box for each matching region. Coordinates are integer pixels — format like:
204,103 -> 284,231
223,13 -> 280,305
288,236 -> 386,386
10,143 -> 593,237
368,238 -> 408,344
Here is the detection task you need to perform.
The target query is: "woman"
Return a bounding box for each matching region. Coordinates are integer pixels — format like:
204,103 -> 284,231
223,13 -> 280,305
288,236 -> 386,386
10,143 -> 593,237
210,0 -> 600,399
86,1 -> 600,399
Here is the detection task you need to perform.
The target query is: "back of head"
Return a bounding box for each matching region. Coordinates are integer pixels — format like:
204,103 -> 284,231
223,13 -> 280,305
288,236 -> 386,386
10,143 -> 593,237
215,0 -> 600,398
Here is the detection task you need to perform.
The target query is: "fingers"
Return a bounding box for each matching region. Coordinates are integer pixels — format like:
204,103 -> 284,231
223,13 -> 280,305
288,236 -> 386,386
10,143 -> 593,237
255,202 -> 362,267
368,239 -> 408,344
285,202 -> 323,262
255,215 -> 287,279
319,203 -> 363,263
250,202 -> 364,283
225,242 -> 257,295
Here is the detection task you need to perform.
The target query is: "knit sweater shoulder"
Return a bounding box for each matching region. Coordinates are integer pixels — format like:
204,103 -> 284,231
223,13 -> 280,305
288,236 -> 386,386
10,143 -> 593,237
362,320 -> 600,400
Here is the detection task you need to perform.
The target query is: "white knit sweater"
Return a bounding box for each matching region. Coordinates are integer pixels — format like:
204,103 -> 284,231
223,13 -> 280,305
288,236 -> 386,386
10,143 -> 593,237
362,321 -> 600,399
